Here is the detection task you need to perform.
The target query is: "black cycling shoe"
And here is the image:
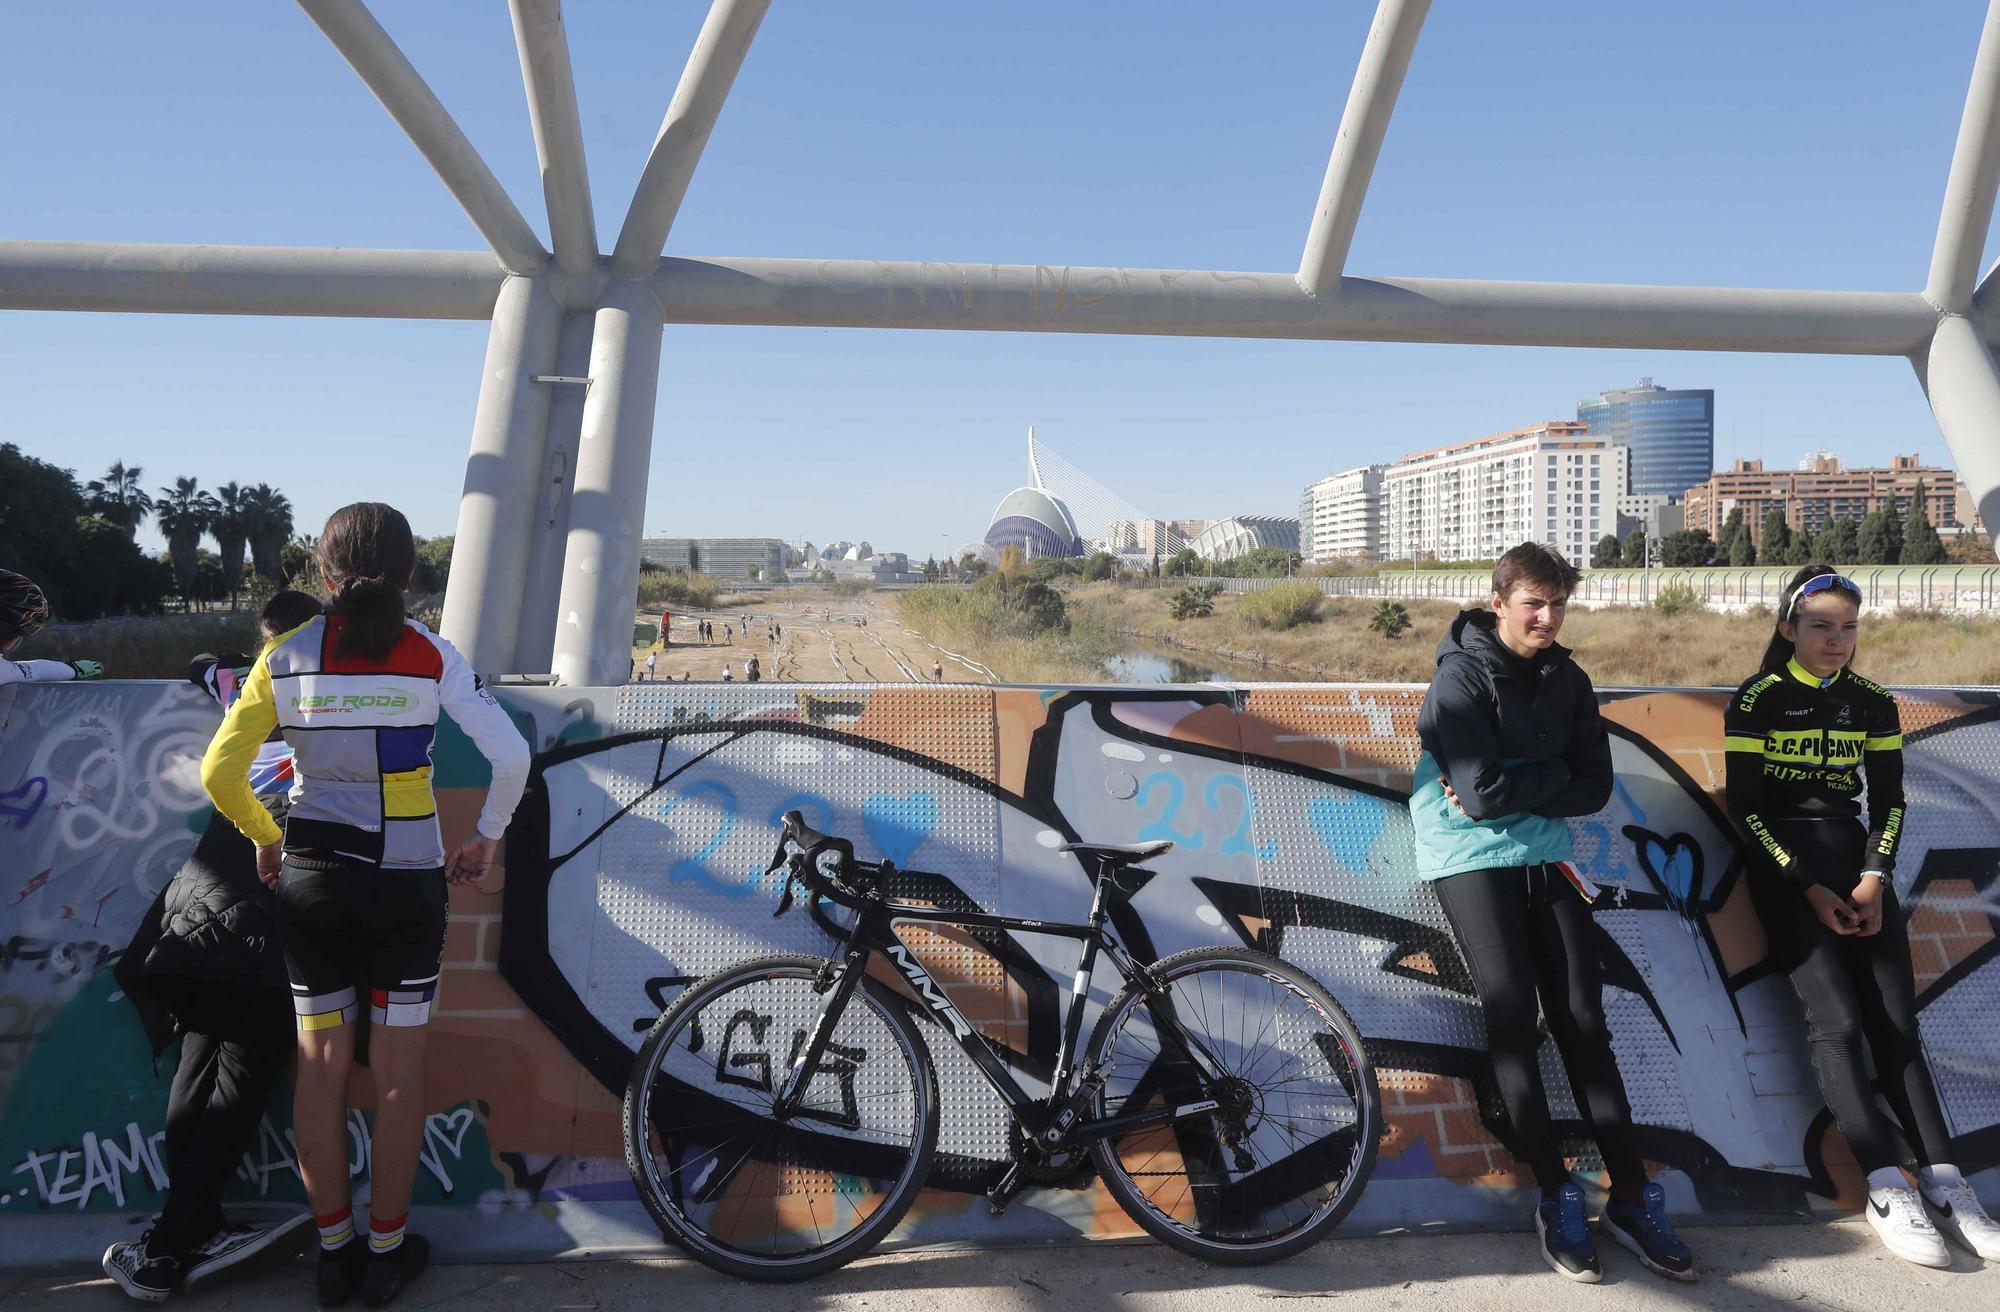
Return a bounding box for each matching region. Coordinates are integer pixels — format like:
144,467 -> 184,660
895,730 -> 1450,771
1536,1183 -> 1603,1283
316,1241 -> 368,1307
362,1235 -> 430,1308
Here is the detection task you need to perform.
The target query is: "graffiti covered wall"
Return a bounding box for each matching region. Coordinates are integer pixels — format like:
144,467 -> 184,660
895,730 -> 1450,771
2,678 -> 1996,1264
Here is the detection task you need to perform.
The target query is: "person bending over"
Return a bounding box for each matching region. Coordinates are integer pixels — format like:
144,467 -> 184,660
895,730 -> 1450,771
104,589 -> 325,1301
0,569 -> 101,683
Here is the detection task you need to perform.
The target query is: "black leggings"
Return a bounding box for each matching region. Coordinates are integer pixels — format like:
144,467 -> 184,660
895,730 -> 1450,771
1752,819 -> 1954,1174
1434,864 -> 1646,1196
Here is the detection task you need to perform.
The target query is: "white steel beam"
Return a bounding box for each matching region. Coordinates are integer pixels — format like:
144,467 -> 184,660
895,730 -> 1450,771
653,257 -> 1936,356
510,0 -> 599,280
1297,0 -> 1430,298
1928,0 -> 2000,312
0,240 -> 503,318
298,0 -> 549,274
609,0 -> 770,279
438,275 -> 564,671
1922,314 -> 2000,539
514,309 -> 596,675
551,281 -> 665,685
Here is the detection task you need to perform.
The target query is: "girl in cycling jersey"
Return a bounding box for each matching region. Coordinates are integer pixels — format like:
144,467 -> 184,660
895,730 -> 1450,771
1410,543 -> 1694,1284
200,504 -> 529,1308
1725,566 -> 1999,1268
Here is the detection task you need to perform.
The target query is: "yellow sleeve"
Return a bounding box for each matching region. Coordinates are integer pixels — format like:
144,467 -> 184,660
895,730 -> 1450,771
199,655 -> 283,848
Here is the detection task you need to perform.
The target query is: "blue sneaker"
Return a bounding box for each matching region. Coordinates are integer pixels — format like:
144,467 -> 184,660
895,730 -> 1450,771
1601,1181 -> 1697,1281
1536,1182 -> 1602,1283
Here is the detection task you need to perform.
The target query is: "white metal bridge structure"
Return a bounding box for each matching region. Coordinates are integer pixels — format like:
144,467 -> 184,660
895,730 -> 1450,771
12,1 -> 2000,684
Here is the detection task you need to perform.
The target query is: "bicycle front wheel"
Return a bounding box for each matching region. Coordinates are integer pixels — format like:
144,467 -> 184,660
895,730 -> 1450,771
623,953 -> 939,1281
1086,947 -> 1380,1264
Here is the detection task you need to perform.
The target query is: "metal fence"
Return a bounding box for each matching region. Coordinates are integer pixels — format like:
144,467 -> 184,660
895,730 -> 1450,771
1164,565 -> 2000,614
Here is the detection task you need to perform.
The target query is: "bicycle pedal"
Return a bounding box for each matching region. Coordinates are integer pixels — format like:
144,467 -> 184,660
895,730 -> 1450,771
987,1163 -> 1025,1215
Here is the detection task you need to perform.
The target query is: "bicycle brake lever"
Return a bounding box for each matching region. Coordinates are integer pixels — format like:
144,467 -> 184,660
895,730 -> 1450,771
772,871 -> 798,918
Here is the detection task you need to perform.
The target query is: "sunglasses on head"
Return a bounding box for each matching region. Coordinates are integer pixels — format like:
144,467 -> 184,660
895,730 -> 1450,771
1780,572 -> 1863,620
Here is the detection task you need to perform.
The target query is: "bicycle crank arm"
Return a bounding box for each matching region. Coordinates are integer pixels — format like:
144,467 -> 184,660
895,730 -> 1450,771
1051,1097 -> 1221,1150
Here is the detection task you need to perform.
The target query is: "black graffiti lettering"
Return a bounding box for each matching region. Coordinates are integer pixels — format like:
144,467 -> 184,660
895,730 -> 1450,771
715,1009 -> 773,1092
780,1027 -> 867,1132
632,975 -> 697,1039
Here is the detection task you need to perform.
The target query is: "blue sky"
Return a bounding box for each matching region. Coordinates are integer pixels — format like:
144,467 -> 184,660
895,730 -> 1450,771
5,1 -> 1997,559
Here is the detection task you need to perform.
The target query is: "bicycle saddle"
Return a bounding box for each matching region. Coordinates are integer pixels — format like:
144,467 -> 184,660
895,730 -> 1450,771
1057,839 -> 1173,867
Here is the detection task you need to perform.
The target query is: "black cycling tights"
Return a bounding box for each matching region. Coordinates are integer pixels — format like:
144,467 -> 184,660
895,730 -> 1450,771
1753,820 -> 1955,1174
1434,864 -> 1646,1198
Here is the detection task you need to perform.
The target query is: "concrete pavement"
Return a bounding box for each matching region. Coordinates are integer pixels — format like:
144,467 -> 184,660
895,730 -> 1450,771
7,1220 -> 1992,1310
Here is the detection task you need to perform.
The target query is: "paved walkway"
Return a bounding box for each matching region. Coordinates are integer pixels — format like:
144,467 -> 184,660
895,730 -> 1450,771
8,1221 -> 1992,1310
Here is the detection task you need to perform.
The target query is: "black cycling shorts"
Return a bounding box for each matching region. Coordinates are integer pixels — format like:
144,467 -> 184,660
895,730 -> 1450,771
277,860 -> 448,1031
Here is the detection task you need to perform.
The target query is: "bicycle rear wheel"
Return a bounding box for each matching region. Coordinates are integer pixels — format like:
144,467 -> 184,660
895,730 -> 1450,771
1086,947 -> 1380,1264
623,953 -> 939,1281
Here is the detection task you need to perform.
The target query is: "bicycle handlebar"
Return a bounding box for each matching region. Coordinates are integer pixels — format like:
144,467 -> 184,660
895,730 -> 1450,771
766,810 -> 869,917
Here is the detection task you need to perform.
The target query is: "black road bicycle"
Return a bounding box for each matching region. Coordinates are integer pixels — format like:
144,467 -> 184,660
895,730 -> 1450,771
623,811 -> 1381,1281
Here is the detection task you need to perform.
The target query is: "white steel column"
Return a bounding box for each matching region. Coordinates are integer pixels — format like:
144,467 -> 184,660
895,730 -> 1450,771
298,0 -> 549,274
514,309 -> 596,674
1928,0 -> 2000,312
1297,0 -> 1430,298
1922,315 -> 2000,542
551,281 -> 664,685
610,0 -> 770,278
439,275 -> 563,670
509,0 -> 599,280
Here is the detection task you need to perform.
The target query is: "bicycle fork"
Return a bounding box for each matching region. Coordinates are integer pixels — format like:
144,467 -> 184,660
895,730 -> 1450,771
771,947 -> 869,1120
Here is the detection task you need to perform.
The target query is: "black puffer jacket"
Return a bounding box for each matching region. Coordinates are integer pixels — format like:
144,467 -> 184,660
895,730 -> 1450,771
1415,608 -> 1613,823
115,803 -> 288,1054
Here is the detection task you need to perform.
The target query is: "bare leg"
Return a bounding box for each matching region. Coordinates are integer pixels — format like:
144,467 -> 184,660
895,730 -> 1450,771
293,1025 -> 355,1218
363,1024 -> 429,1228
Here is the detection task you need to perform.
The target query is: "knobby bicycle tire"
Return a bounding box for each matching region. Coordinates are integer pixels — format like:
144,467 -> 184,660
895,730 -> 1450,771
623,953 -> 940,1281
1085,946 -> 1381,1264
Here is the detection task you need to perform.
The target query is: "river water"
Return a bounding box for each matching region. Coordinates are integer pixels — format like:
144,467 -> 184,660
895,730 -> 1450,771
1100,647 -> 1277,684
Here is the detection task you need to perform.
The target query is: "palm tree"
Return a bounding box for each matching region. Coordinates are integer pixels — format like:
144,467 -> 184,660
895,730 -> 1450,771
155,477 -> 219,609
210,481 -> 250,607
85,461 -> 153,536
243,483 -> 296,584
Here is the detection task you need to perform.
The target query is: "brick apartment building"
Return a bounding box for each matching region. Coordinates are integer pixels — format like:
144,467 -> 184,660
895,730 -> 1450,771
1682,454 -> 1980,545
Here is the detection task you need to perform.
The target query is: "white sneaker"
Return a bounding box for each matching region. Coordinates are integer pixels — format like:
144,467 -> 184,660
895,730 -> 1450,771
1925,1182 -> 2000,1261
1866,1185 -> 1952,1268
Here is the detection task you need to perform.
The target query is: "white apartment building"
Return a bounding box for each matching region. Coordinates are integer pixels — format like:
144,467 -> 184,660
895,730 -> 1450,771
1300,465 -> 1386,561
1381,421 -> 1626,565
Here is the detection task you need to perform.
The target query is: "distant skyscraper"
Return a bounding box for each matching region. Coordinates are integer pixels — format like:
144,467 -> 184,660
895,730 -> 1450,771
1577,378 -> 1715,499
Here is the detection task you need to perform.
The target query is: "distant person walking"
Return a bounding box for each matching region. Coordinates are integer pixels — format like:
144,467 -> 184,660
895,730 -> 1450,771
724,624 -> 732,643
931,660 -> 943,682
746,655 -> 761,682
722,663 -> 735,682
645,650 -> 657,682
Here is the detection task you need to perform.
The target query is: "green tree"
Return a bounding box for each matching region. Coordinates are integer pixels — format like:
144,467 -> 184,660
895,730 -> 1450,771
1081,551 -> 1117,582
0,444 -> 174,619
956,552 -> 990,581
83,461 -> 152,536
1760,508 -> 1792,563
1728,524 -> 1757,566
412,535 -> 455,593
1590,534 -> 1621,568
1813,515 -> 1859,564
1165,547 -> 1203,577
210,481 -> 250,606
1783,528 -> 1816,566
243,483 -> 296,583
1901,479 -> 1948,564
154,477 -> 219,606
1621,529 -> 1647,567
1659,529 -> 1717,567
1856,509 -> 1898,564
1169,582 -> 1220,620
280,534 -> 320,591
1368,600 -> 1412,639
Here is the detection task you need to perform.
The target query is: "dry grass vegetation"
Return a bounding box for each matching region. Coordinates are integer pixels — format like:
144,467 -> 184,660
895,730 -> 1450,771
1070,585 -> 2000,687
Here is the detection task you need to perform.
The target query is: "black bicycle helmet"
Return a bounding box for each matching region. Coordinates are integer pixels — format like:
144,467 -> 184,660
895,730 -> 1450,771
0,570 -> 51,641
